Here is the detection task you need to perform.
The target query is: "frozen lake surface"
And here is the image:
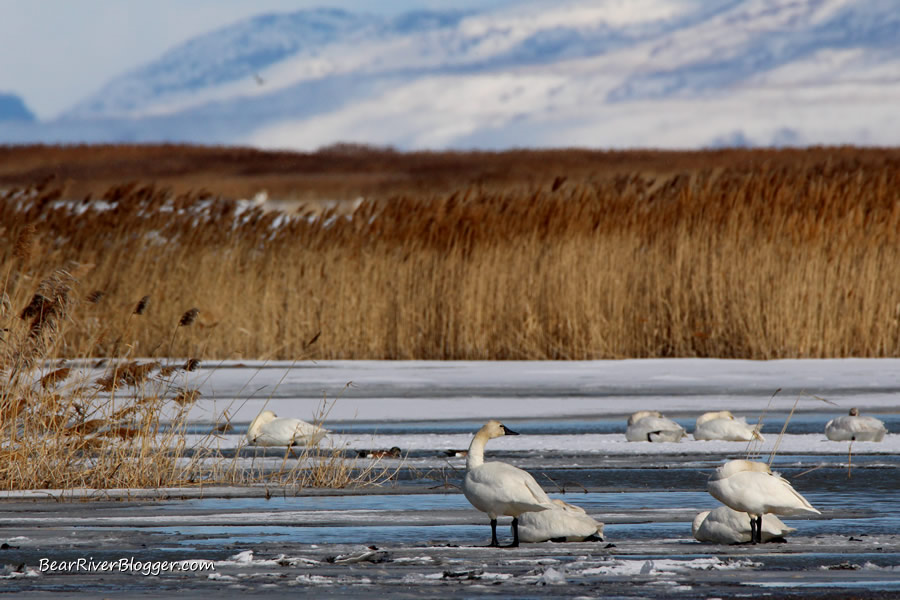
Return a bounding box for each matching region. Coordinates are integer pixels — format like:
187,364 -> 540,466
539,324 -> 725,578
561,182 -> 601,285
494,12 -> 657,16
2,359 -> 898,597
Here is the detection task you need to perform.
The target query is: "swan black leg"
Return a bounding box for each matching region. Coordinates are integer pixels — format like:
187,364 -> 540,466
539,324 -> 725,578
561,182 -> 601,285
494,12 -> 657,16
749,514 -> 758,544
507,517 -> 520,548
755,515 -> 763,544
489,519 -> 499,547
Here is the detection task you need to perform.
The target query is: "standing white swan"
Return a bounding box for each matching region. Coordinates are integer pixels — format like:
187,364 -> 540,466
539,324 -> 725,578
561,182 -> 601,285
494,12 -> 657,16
246,410 -> 328,446
693,411 -> 764,442
692,506 -> 796,544
516,498 -> 604,543
707,459 -> 820,544
625,410 -> 686,442
825,408 -> 887,442
462,420 -> 554,547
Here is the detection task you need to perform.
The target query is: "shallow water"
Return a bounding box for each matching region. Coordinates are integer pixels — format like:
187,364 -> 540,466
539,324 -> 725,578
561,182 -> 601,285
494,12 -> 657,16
2,361 -> 899,597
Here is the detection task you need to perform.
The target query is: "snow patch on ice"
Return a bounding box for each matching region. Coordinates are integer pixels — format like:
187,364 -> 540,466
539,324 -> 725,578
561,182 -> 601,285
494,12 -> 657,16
581,557 -> 759,576
540,566 -> 567,585
295,574 -> 334,585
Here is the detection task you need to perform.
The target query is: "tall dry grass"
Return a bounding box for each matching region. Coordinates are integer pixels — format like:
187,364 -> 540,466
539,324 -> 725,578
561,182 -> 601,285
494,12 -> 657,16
0,254 -> 391,490
2,148 -> 900,360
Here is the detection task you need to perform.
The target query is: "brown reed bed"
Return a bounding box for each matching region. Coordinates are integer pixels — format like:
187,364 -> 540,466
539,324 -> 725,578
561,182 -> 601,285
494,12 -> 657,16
3,143 -> 896,203
2,146 -> 900,361
0,258 -> 392,490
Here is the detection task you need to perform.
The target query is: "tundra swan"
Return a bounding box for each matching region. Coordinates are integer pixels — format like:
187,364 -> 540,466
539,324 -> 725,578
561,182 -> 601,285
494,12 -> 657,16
462,420 -> 554,547
625,410 -> 686,442
692,506 -> 795,544
707,459 -> 819,544
517,498 -> 604,543
693,411 -> 764,442
246,410 -> 328,446
825,408 -> 887,442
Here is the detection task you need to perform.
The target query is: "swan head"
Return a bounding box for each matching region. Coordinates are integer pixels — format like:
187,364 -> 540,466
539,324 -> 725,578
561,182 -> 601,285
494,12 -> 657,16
849,407 -> 859,417
691,510 -> 710,537
248,410 -> 278,437
713,459 -> 772,479
695,410 -> 735,426
627,410 -> 662,425
478,419 -> 519,439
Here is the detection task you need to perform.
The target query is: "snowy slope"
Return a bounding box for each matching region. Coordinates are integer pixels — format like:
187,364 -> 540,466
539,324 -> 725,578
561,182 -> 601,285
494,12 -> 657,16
5,0 -> 900,149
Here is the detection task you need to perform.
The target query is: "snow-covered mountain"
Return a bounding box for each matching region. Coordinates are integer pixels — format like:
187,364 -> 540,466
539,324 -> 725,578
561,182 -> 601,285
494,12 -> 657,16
0,93 -> 35,122
4,0 -> 900,149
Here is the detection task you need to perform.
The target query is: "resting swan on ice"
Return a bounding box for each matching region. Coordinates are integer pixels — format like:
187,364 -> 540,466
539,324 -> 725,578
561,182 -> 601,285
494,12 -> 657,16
692,506 -> 795,544
825,408 -> 887,442
516,498 -> 604,543
625,410 -> 686,442
462,420 -> 555,547
246,410 -> 329,446
693,411 -> 764,442
707,459 -> 820,544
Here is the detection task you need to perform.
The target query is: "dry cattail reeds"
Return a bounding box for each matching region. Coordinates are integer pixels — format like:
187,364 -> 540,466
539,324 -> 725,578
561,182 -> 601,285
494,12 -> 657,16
39,367 -> 71,389
3,147 -> 900,361
173,388 -> 201,405
134,295 -> 150,315
179,308 -> 199,327
13,224 -> 35,263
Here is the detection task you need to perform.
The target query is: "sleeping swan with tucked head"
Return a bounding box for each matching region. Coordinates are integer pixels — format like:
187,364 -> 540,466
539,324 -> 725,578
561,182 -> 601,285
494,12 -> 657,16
462,420 -> 554,547
694,411 -> 764,442
626,410 -> 686,442
246,410 -> 328,446
517,498 -> 604,543
692,506 -> 795,544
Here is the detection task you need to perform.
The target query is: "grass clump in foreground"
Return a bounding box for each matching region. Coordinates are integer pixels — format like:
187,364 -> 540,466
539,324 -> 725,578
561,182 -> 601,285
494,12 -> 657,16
0,257 -> 391,492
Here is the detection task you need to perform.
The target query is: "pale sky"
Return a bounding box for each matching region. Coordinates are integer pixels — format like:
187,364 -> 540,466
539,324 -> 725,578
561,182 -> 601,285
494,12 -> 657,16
0,0 -> 512,120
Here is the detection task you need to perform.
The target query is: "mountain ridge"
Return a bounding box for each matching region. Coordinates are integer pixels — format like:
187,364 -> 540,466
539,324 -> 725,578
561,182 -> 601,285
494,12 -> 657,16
3,0 -> 899,150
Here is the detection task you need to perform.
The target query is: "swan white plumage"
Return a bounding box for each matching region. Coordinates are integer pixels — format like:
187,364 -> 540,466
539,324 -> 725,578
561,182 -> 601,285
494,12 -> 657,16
516,498 -> 604,543
825,408 -> 887,442
693,411 -> 765,442
707,459 -> 820,544
625,410 -> 686,442
692,506 -> 796,544
462,420 -> 554,547
246,410 -> 328,446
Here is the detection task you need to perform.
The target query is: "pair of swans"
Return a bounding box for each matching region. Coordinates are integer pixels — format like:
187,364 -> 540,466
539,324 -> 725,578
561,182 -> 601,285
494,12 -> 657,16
627,410 -> 763,442
462,420 -> 603,546
706,459 -> 819,544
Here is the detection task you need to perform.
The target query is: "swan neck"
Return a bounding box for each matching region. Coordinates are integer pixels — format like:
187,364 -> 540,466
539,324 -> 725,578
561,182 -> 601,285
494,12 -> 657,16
467,430 -> 488,470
